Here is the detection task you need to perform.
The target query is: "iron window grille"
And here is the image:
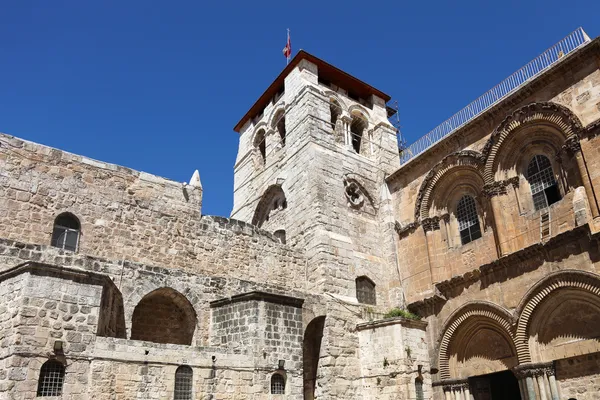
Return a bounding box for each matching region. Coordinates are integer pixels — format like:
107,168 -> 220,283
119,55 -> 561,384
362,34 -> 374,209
50,213 -> 80,252
37,360 -> 65,397
457,195 -> 482,245
271,373 -> 285,394
356,276 -> 376,305
527,155 -> 561,211
174,365 -> 193,400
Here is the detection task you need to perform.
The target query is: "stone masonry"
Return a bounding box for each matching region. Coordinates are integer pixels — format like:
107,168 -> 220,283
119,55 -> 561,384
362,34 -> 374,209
1,34 -> 600,400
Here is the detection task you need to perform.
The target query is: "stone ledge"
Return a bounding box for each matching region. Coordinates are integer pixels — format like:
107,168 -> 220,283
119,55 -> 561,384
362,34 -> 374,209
356,316 -> 427,331
210,291 -> 304,308
409,224 -> 594,315
0,261 -> 114,289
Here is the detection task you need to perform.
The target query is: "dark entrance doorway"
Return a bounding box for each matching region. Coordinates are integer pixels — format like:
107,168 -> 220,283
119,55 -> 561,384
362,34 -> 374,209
469,370 -> 521,400
303,316 -> 325,400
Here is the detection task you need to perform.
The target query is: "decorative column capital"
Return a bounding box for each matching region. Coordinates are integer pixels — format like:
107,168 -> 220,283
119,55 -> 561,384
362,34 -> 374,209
482,177 -> 520,198
435,378 -> 470,392
512,362 -> 555,379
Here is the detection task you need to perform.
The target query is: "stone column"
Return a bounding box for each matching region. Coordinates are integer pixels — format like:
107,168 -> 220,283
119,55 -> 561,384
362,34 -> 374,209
513,362 -> 557,400
440,379 -> 470,400
566,137 -> 599,218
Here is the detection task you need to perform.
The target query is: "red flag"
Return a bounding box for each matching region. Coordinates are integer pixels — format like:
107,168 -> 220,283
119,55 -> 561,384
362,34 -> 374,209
282,30 -> 291,60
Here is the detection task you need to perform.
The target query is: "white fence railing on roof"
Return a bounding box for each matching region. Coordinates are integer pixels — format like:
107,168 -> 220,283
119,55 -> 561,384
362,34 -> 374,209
399,27 -> 592,164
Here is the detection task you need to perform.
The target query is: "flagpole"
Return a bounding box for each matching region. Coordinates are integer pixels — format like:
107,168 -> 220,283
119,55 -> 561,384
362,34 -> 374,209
286,29 -> 290,65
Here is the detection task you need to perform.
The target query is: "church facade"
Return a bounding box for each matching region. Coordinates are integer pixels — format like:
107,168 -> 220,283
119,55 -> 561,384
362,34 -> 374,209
1,31 -> 599,400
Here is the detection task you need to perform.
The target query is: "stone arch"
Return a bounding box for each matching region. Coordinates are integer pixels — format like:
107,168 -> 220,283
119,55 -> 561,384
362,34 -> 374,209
482,102 -> 583,185
414,150 -> 485,222
131,287 -> 197,345
269,107 -> 287,147
322,90 -> 348,112
348,104 -> 370,120
515,270 -> 600,364
252,184 -> 287,228
253,127 -> 267,165
437,301 -> 516,379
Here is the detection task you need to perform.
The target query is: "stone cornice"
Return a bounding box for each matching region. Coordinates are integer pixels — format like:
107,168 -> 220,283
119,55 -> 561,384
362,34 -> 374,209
0,261 -> 116,288
394,221 -> 419,237
356,315 -> 428,331
409,224 -> 593,316
209,291 -> 304,308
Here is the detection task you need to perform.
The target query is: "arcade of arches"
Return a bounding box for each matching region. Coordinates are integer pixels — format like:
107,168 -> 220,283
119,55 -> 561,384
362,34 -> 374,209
436,271 -> 600,400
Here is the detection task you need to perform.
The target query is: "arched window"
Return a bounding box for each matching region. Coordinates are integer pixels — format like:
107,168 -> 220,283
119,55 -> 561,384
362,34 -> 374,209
37,360 -> 65,397
51,213 -> 80,252
330,100 -> 341,128
457,195 -> 482,245
254,129 -> 266,164
271,373 -> 285,394
174,365 -> 193,400
273,110 -> 286,147
415,377 -> 424,400
527,155 -> 561,211
356,276 -> 376,305
350,117 -> 366,153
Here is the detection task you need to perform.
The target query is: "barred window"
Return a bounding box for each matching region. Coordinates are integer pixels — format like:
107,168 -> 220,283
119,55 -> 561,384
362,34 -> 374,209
37,360 -> 65,397
356,276 -> 376,305
174,365 -> 193,400
457,195 -> 482,245
51,213 -> 80,252
271,373 -> 285,394
415,378 -> 424,400
527,155 -> 561,211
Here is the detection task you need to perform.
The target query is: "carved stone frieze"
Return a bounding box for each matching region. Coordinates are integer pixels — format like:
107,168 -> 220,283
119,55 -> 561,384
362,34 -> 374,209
512,362 -> 555,379
394,221 -> 419,237
482,176 -> 520,198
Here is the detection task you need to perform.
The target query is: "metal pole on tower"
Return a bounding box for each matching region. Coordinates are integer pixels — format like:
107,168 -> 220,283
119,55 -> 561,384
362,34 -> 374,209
287,29 -> 291,65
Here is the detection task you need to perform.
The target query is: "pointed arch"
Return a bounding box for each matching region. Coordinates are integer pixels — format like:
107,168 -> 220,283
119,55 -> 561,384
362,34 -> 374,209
482,102 -> 583,185
414,150 -> 485,222
515,270 -> 600,363
252,184 -> 287,228
270,108 -> 287,146
437,301 -> 516,379
131,287 -> 197,345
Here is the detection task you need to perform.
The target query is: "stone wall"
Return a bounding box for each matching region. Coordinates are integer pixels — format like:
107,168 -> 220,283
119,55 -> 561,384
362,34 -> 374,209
0,132 -> 306,292
231,58 -> 403,307
389,48 -> 600,304
555,352 -> 600,400
357,318 -> 430,400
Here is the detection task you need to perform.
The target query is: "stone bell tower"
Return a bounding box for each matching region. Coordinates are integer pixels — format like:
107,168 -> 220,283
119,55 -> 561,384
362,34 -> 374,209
231,51 -> 403,307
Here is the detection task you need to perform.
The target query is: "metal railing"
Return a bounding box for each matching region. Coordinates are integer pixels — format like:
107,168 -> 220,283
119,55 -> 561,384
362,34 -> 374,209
399,27 -> 592,164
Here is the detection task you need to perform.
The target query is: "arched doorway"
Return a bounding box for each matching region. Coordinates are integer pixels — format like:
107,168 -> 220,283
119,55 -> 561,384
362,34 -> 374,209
303,316 -> 325,400
439,303 -> 521,400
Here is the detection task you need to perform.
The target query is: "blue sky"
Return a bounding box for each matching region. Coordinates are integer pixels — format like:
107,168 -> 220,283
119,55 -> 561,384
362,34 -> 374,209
1,1 -> 598,217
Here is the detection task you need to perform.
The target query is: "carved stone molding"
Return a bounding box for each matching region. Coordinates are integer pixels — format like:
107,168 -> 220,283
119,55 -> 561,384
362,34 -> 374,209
482,101 -> 584,184
482,176 -> 520,198
395,221 -> 419,237
422,216 -> 443,232
434,378 -> 470,392
512,362 -> 554,379
414,150 -> 484,221
562,135 -> 582,155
